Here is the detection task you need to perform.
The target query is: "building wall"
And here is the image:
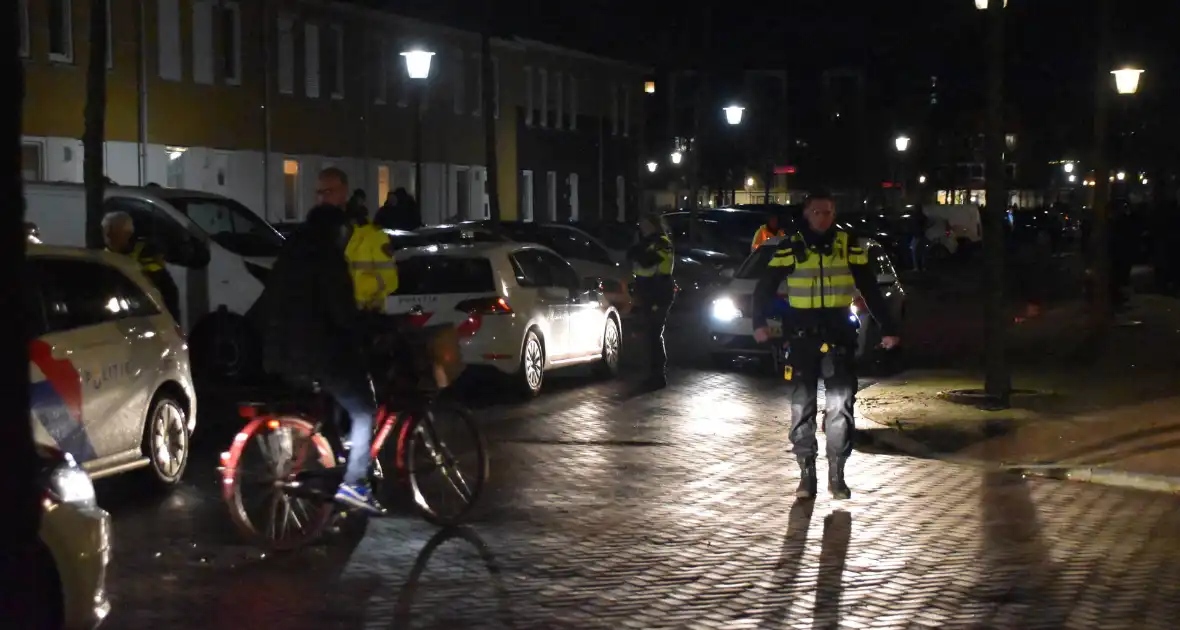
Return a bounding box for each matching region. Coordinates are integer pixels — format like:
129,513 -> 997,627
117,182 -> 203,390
21,0 -> 647,225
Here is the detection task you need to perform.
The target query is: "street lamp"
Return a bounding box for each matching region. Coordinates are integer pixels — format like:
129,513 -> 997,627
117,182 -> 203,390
402,49 -> 434,203
894,135 -> 910,152
1116,170 -> 1126,181
1111,68 -> 1143,95
671,151 -> 683,165
723,106 -> 745,126
973,0 -> 1007,8
1064,162 -> 1075,173
918,174 -> 927,184
1068,174 -> 1077,183
647,161 -> 658,173
746,177 -> 755,187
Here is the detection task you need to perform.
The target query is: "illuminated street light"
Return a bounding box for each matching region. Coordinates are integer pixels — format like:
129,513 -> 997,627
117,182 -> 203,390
1111,68 -> 1144,95
401,50 -> 434,80
671,151 -> 683,165
918,174 -> 927,184
1142,178 -> 1149,185
1064,162 -> 1075,173
894,135 -> 910,152
1116,171 -> 1126,181
1068,174 -> 1077,183
646,161 -> 658,173
644,81 -> 656,94
746,177 -> 755,187
974,0 -> 1007,8
723,106 -> 745,125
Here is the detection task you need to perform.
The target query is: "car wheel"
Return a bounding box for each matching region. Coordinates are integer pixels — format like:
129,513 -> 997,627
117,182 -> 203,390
518,329 -> 545,397
142,392 -> 190,488
594,316 -> 621,378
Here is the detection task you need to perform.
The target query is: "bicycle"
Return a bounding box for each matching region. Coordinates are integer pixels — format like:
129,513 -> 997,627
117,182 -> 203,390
218,325 -> 489,551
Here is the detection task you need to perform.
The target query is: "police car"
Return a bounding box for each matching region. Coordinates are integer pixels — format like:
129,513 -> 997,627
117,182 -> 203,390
28,244 -> 197,488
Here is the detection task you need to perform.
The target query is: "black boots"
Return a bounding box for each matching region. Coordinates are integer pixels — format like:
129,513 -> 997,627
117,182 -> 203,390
828,457 -> 851,500
796,457 -> 818,499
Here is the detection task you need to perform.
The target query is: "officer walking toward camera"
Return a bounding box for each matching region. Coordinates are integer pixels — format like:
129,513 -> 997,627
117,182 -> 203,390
751,191 -> 900,500
627,212 -> 677,389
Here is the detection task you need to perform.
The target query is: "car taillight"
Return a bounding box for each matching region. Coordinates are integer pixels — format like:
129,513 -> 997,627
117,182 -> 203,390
454,297 -> 511,338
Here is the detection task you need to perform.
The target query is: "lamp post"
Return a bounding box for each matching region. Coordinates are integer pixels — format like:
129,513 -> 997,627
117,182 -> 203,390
894,135 -> 910,202
402,50 -> 434,206
1111,68 -> 1143,95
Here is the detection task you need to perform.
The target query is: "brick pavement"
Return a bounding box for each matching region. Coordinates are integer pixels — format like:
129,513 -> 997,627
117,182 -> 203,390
101,369 -> 1180,629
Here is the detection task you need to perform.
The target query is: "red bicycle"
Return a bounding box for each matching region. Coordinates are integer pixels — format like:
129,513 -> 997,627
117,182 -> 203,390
218,330 -> 488,550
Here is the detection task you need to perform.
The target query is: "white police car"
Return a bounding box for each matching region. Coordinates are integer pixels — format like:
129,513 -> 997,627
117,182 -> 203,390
28,245 -> 197,488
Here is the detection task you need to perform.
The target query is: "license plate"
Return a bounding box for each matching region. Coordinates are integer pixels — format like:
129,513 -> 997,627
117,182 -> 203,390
768,319 -> 783,338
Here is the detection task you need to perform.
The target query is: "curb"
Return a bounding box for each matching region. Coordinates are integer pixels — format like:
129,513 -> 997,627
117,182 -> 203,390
857,413 -> 1180,496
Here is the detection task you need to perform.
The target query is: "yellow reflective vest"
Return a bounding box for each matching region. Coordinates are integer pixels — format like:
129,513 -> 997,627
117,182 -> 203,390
345,223 -> 399,311
108,241 -> 166,273
751,225 -> 785,251
767,231 -> 869,309
633,234 -> 675,277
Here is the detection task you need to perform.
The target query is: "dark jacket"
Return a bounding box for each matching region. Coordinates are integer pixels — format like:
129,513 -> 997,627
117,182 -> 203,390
751,227 -> 898,341
374,188 -> 421,232
255,205 -> 367,382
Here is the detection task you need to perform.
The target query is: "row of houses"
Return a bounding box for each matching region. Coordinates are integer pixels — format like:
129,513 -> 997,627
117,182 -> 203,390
20,0 -> 650,226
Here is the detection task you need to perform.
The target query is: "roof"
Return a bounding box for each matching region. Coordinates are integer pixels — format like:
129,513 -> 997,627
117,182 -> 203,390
396,241 -> 520,258
27,244 -> 151,278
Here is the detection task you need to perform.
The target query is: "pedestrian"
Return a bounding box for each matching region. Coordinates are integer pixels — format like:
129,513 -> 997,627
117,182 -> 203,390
374,187 -> 422,232
347,188 -> 368,219
626,211 -> 677,389
751,211 -> 786,251
317,168 -> 399,312
101,210 -> 181,322
253,204 -> 384,514
751,190 -> 900,500
910,203 -> 928,270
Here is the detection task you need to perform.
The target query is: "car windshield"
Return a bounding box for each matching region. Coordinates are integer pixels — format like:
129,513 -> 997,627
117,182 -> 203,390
396,256 -> 496,295
663,217 -> 731,253
735,245 -> 779,279
169,197 -> 284,257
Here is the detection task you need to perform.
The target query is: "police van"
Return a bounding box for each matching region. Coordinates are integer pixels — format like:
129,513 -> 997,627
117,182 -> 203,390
25,183 -> 284,381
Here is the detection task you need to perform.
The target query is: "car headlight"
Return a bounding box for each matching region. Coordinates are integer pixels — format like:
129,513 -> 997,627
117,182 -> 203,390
48,453 -> 97,508
712,297 -> 742,321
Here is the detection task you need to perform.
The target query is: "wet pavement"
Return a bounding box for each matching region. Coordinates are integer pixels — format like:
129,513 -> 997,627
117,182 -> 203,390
98,362 -> 1180,629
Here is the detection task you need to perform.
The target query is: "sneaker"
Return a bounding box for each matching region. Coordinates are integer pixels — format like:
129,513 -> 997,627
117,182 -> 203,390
334,483 -> 386,515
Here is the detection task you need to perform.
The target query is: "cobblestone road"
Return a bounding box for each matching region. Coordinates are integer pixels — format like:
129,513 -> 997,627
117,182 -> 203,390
99,367 -> 1180,629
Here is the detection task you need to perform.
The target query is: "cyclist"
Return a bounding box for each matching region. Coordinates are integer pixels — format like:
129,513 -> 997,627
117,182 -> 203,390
254,204 -> 384,515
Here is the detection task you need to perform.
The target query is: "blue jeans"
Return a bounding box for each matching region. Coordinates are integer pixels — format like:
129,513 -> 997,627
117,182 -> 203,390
321,376 -> 377,485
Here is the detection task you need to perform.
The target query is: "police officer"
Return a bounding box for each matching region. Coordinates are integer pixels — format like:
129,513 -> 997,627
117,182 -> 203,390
316,168 -> 399,311
751,191 -> 900,500
101,210 -> 182,321
627,212 -> 676,389
751,211 -> 786,251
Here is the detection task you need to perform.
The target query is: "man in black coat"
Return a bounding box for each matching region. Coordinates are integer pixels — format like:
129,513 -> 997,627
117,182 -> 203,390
254,204 -> 384,514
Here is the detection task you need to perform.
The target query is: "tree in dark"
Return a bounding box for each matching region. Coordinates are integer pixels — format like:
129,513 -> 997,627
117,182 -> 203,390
83,0 -> 110,248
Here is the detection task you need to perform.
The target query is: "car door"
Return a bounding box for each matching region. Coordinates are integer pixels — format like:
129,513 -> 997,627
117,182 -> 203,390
511,249 -> 569,358
534,249 -> 598,358
30,258 -> 141,466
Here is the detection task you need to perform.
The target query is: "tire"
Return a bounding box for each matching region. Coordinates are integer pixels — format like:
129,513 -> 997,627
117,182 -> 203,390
404,400 -> 488,526
141,393 -> 191,489
189,311 -> 257,385
593,316 -> 621,378
518,329 -> 545,397
220,415 -> 337,551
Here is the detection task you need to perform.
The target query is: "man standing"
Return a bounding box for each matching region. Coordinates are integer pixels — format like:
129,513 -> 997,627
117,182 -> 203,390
627,212 -> 676,389
751,191 -> 900,500
317,168 -> 399,311
101,211 -> 181,321
751,211 -> 786,251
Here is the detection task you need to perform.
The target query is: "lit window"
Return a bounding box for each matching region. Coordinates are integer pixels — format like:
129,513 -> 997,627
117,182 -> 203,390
48,0 -> 73,63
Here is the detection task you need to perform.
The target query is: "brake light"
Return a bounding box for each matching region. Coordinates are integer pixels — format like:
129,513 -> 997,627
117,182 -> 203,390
945,228 -> 952,237
237,405 -> 257,419
455,297 -> 511,338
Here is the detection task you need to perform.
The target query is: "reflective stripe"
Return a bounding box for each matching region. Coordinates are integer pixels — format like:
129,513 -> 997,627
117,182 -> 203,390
786,230 -> 859,309
633,235 -> 674,277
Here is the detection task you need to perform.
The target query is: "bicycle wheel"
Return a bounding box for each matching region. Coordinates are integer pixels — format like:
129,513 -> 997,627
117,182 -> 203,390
220,415 -> 338,550
403,400 -> 489,525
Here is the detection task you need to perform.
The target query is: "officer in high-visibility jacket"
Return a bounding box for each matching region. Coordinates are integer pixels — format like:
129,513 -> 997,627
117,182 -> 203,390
626,212 -> 676,389
317,168 -> 399,311
750,191 -> 900,500
751,212 -> 786,251
101,210 -> 181,321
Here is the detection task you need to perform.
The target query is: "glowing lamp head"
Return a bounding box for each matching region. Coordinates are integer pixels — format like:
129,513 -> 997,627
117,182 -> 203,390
1111,68 -> 1143,95
401,50 -> 435,80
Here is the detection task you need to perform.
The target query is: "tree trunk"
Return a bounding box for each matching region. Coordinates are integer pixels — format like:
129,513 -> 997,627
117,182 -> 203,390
84,0 -> 109,248
480,4 -> 501,223
1088,0 -> 1113,334
0,3 -> 46,623
982,0 -> 1011,404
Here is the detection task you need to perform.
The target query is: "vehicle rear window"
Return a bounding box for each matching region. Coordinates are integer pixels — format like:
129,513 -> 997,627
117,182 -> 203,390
396,256 -> 496,295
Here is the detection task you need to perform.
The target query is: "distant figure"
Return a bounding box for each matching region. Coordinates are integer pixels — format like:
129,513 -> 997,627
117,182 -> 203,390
911,204 -> 928,270
374,187 -> 421,231
347,188 -> 368,219
751,212 -> 786,251
101,211 -> 181,321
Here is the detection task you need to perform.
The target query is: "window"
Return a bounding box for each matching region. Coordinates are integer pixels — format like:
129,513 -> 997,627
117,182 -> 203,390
539,68 -> 548,128
158,0 -> 182,80
623,86 -> 630,137
276,14 -> 294,94
283,159 -> 300,219
569,75 -> 578,130
326,25 -> 343,99
540,228 -> 612,266
396,256 -> 495,295
21,142 -> 44,182
567,173 -> 578,221
546,171 -> 557,221
169,196 -> 285,257
219,2 -> 241,85
304,24 -> 320,98
377,165 -> 390,207
492,56 -> 500,119
35,259 -> 125,332
555,71 -> 564,130
192,0 -> 214,84
534,249 -> 580,291
611,83 -> 619,136
511,248 -> 576,291
520,170 -> 534,222
19,0 -> 29,58
48,0 -> 73,63
105,0 -> 112,68
615,175 -> 625,221
104,197 -> 201,267
373,38 -> 387,104
452,51 -> 464,114
524,66 -> 533,126
470,53 -> 482,116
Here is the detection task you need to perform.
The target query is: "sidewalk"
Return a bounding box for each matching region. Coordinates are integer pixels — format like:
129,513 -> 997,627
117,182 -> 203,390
857,294 -> 1180,493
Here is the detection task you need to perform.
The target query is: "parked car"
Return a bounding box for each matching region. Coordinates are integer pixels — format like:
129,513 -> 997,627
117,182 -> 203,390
28,245 -> 197,487
35,444 -> 112,629
271,221 -> 300,239
385,242 -> 623,396
707,237 -> 906,366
